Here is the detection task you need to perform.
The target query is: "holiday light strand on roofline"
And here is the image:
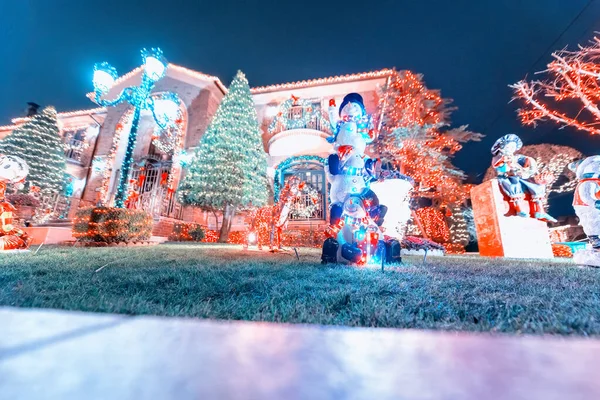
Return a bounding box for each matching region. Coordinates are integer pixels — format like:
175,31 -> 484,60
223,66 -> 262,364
251,69 -> 394,94
11,107 -> 107,125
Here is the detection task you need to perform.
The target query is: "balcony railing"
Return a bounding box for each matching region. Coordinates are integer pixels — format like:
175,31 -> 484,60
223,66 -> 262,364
270,117 -> 331,136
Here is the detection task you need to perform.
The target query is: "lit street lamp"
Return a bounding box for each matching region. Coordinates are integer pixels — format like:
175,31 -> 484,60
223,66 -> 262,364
92,48 -> 181,208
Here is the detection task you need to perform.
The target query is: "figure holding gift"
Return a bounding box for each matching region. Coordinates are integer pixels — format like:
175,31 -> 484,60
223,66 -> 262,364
491,134 -> 556,223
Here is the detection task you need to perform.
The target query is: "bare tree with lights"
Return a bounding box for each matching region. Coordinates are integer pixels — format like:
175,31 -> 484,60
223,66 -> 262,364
511,36 -> 600,135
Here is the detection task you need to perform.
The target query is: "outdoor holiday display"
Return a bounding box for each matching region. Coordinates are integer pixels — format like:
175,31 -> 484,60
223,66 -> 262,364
471,135 -> 555,259
268,95 -> 330,134
92,48 -> 182,208
490,134 -> 556,222
245,176 -> 319,250
375,70 -> 481,251
73,206 -> 153,245
321,93 -> 402,265
484,144 -> 584,206
569,156 -> 600,267
511,36 -> 600,136
0,107 -> 66,194
179,71 -> 269,242
0,155 -> 32,250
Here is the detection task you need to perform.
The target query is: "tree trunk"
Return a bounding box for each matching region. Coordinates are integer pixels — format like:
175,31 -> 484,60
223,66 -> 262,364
218,204 -> 236,243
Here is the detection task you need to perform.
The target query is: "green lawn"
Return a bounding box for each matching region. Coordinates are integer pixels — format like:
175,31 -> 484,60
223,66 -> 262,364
0,243 -> 598,335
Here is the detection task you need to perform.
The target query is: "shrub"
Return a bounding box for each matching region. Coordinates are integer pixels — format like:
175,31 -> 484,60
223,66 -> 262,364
6,193 -> 41,207
73,207 -> 153,244
169,222 -> 205,242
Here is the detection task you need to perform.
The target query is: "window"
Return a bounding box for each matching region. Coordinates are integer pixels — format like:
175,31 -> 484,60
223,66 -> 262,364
63,128 -> 87,163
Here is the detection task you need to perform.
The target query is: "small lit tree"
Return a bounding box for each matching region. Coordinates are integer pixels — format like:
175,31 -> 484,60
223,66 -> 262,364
511,36 -> 600,135
178,71 -> 268,242
0,106 -> 66,194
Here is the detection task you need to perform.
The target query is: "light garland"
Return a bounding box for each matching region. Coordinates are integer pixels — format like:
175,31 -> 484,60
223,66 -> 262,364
267,95 -> 330,134
251,69 -> 394,94
99,108 -> 134,203
11,107 -> 106,125
273,155 -> 327,202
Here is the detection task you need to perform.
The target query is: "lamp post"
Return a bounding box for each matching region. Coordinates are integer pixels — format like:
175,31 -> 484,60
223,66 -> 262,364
92,48 -> 181,208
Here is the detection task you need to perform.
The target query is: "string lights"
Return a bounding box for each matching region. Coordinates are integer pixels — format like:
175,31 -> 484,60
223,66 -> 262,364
251,69 -> 394,94
73,206 -> 153,244
511,36 -> 600,135
268,95 -> 330,134
178,70 -> 269,242
92,48 -> 182,208
273,155 -> 327,202
0,107 -> 67,195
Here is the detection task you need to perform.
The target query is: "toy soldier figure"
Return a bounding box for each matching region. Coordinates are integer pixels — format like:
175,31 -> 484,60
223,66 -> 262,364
491,134 -> 557,223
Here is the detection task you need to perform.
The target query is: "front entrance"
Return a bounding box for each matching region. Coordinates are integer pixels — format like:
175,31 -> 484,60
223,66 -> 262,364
276,157 -> 327,222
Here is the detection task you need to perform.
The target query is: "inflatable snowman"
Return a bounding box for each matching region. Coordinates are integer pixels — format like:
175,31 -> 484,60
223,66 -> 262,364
569,156 -> 600,266
321,93 -> 401,264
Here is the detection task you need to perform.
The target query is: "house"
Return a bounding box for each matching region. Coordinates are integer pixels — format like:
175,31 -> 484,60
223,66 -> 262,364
0,65 -> 394,238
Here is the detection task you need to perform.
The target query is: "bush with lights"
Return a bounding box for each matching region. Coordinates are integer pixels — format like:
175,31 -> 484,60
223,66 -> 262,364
169,222 -> 205,242
73,207 -> 153,244
178,70 -> 268,243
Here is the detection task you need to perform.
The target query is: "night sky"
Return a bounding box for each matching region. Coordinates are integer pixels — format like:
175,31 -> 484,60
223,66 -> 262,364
1,0 -> 599,214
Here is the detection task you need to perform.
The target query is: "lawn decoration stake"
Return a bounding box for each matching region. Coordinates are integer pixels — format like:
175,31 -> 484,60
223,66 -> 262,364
321,93 -> 402,265
491,134 -> 556,222
569,156 -> 600,267
0,155 -> 32,250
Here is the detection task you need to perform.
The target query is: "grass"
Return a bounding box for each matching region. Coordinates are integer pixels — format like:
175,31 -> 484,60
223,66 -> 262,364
1,243 -> 599,335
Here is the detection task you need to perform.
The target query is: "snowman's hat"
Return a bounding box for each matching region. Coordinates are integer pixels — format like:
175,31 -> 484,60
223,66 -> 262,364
339,93 -> 366,116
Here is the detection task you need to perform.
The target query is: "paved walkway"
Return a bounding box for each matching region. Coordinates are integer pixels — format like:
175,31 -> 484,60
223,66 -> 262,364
1,307 -> 599,400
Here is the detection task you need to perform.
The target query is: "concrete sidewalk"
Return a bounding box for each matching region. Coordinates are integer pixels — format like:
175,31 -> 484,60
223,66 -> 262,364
1,307 -> 599,400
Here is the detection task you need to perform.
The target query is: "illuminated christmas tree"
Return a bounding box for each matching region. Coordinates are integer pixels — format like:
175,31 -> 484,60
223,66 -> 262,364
179,70 -> 268,242
0,106 -> 66,194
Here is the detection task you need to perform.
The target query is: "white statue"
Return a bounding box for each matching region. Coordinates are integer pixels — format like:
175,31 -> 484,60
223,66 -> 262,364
570,156 -> 600,266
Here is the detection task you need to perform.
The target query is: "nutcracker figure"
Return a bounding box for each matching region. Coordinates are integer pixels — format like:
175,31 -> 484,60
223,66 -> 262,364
491,134 -> 556,223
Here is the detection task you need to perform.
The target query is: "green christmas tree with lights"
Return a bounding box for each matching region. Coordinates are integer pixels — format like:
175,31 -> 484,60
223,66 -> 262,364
0,106 -> 66,194
179,70 -> 268,242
